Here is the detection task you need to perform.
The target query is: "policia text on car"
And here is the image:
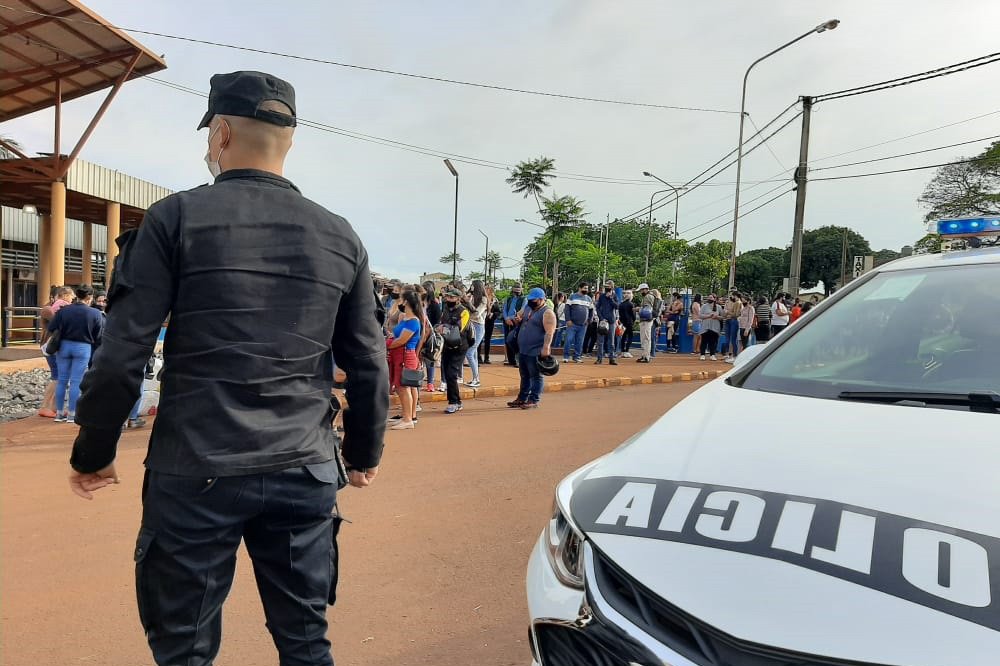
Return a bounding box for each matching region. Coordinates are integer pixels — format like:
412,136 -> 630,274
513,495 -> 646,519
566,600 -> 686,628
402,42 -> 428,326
68,71 -> 389,666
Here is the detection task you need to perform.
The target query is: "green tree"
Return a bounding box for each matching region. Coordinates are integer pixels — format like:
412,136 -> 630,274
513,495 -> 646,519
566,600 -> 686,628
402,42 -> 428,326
733,247 -> 789,296
918,140 -> 1000,221
913,233 -> 942,255
682,240 -> 732,294
873,248 -> 902,266
506,156 -> 556,213
475,250 -> 503,283
0,135 -> 23,159
799,226 -> 871,295
439,252 -> 464,277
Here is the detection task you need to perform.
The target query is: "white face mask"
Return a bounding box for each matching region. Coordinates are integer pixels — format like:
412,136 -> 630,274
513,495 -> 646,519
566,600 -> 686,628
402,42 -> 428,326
204,122 -> 225,178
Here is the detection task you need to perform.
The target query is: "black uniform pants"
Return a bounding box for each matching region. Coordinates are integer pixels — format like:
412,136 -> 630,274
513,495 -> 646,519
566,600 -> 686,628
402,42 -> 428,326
442,349 -> 465,404
135,465 -> 339,666
502,322 -> 518,365
481,316 -> 496,362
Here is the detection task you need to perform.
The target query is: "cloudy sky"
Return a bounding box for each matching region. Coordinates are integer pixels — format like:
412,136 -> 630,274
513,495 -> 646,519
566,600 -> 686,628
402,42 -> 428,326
6,0 -> 1000,281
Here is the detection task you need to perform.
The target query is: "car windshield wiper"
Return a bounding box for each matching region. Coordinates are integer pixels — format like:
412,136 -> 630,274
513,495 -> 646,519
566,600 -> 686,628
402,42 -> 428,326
837,390 -> 1000,413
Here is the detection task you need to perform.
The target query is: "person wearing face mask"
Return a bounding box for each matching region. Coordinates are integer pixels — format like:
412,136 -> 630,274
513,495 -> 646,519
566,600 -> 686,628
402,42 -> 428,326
594,280 -> 620,365
502,283 -> 525,366
698,293 -> 723,361
507,288 -> 556,410
563,282 -> 594,364
69,72 -> 389,666
438,287 -> 473,414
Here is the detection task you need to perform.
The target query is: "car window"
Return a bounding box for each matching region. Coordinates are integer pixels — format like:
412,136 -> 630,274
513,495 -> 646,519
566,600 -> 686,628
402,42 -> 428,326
740,264 -> 1000,399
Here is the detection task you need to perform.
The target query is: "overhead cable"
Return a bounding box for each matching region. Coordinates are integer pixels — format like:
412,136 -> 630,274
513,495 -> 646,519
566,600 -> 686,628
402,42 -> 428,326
0,3 -> 737,114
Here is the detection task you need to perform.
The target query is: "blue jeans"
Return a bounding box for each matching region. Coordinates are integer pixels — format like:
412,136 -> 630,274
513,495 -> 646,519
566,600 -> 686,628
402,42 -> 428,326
650,323 -> 659,357
464,322 -> 485,381
129,395 -> 143,420
517,353 -> 544,403
596,326 -> 617,362
425,360 -> 436,387
55,340 -> 92,416
725,318 -> 741,356
564,323 -> 586,361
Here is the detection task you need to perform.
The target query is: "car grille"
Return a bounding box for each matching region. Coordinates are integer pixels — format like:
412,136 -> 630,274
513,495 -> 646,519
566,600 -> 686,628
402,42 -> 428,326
532,623 -> 634,666
590,546 -> 882,666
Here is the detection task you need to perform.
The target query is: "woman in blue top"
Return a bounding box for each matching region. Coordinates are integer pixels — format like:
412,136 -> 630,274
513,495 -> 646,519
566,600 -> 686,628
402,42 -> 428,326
387,289 -> 424,430
47,284 -> 104,423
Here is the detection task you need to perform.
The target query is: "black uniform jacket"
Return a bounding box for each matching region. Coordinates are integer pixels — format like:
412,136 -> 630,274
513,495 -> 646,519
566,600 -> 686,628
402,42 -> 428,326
71,169 -> 389,475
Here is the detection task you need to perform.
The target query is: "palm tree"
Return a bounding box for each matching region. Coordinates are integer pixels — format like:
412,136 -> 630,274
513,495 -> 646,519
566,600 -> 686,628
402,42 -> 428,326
0,135 -> 25,159
506,156 -> 556,214
539,194 -> 587,292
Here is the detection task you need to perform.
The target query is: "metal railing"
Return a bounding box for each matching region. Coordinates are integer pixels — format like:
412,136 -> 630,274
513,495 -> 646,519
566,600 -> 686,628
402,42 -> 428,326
2,307 -> 43,347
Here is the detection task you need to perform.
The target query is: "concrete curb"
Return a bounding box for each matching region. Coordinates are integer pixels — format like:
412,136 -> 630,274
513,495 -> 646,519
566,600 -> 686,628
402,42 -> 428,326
400,369 -> 725,405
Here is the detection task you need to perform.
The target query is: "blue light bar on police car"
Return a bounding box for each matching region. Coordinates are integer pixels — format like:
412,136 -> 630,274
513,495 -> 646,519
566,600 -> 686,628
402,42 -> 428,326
936,217 -> 1000,237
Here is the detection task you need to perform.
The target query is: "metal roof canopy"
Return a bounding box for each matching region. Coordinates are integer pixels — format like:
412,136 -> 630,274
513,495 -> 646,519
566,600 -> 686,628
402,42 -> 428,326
0,0 -> 166,121
0,0 -> 166,184
0,157 -> 171,229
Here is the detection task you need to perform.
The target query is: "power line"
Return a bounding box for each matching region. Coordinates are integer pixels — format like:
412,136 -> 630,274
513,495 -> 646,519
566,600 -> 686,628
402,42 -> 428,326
144,77 -> 700,186
810,134 -> 1000,172
747,113 -> 788,172
810,155 -> 999,182
0,3 -> 737,115
619,107 -> 801,223
810,109 -> 1000,164
814,51 -> 1000,103
685,188 -> 795,242
681,182 -> 791,235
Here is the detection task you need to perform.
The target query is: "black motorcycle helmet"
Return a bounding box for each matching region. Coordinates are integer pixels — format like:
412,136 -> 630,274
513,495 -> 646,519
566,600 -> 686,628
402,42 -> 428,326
537,355 -> 560,376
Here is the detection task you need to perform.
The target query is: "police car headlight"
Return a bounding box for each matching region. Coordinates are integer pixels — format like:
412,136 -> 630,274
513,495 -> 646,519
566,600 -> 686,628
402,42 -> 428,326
545,497 -> 585,589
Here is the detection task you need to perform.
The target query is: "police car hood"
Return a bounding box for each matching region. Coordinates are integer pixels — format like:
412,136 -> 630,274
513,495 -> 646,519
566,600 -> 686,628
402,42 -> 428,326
569,379 -> 1000,666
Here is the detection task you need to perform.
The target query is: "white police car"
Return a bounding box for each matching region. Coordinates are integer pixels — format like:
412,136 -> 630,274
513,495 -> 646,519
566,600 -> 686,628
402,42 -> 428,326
526,218 -> 1000,666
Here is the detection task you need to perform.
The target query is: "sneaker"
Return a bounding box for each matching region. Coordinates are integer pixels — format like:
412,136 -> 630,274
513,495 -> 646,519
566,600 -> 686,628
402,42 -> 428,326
637,358 -> 650,363
710,354 -> 718,361
425,383 -> 435,393
37,409 -> 56,418
390,420 -> 415,430
127,418 -> 147,429
725,358 -> 736,364
574,358 -> 583,364
563,358 -> 570,363
622,352 -> 633,359
437,384 -> 448,392
507,399 -> 525,408
415,404 -> 423,413
520,401 -> 539,410
66,414 -> 76,424
445,404 -> 463,414
609,359 -> 618,366
468,379 -> 481,388
594,359 -> 603,365
700,355 -> 706,361
481,359 -> 492,365
54,414 -> 67,423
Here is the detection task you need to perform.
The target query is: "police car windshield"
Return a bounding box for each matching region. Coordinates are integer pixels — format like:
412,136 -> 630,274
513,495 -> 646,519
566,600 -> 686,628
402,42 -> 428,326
740,263 -> 1000,407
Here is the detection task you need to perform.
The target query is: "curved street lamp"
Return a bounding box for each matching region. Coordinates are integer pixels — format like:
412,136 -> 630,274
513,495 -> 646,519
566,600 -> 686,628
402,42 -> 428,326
728,19 -> 840,290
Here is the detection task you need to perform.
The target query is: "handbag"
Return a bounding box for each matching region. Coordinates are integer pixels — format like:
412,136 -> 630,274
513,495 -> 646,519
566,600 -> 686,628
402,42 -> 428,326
638,305 -> 654,322
401,367 -> 425,388
41,329 -> 62,356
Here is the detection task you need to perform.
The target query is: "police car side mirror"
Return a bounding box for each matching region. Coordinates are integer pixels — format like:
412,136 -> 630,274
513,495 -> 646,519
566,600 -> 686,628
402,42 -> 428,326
732,342 -> 767,370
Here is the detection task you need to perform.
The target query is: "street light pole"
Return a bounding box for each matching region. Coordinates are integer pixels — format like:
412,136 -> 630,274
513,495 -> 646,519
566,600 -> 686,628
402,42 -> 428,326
643,188 -> 671,279
727,19 -> 840,291
478,229 -> 489,284
444,159 -> 459,282
642,172 -> 684,279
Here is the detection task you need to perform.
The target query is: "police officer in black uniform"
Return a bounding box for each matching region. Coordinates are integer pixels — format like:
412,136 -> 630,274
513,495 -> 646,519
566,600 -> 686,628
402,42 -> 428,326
68,71 -> 389,666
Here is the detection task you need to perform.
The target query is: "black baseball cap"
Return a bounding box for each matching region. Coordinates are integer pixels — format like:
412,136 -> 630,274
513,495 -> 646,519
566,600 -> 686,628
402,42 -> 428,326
197,71 -> 297,130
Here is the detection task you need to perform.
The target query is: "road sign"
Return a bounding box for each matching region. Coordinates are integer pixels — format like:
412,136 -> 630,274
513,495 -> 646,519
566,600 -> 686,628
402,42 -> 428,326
852,255 -> 874,279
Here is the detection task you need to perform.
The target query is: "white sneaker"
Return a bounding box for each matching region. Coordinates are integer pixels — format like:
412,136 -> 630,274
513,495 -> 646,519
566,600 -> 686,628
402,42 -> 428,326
468,379 -> 481,388
622,352 -> 633,359
710,354 -> 718,361
725,358 -> 736,364
699,355 -> 706,361
415,404 -> 423,412
437,384 -> 447,392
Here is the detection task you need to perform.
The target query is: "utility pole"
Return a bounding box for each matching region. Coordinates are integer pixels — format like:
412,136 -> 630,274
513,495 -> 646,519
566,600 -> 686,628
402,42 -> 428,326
840,227 -> 848,291
601,213 -> 610,285
787,95 -> 813,298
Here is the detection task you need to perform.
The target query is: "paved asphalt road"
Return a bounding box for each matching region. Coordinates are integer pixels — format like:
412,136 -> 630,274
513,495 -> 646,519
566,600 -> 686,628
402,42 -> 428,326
1,381 -> 705,665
